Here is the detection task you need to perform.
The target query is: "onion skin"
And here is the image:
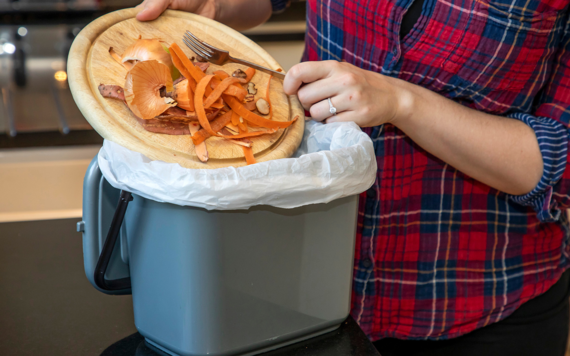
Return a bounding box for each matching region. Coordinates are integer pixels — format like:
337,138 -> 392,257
173,79 -> 195,111
123,72 -> 141,118
127,60 -> 177,120
121,39 -> 180,80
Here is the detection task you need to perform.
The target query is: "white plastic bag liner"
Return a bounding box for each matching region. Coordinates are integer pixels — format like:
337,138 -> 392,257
98,121 -> 377,210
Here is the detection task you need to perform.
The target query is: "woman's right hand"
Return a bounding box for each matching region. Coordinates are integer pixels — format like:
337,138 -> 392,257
135,0 -> 272,31
136,0 -> 216,22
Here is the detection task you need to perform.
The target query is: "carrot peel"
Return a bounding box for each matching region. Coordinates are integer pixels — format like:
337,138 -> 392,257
169,43 -> 205,83
238,122 -> 256,165
223,95 -> 296,129
244,67 -> 256,83
204,77 -> 240,108
192,111 -> 233,145
193,76 -> 280,144
243,147 -> 256,165
231,111 -> 240,126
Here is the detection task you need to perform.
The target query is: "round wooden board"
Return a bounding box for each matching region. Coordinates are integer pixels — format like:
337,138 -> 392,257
68,8 -> 304,169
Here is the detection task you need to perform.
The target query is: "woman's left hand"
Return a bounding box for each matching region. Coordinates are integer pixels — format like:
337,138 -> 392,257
283,60 -> 412,126
284,60 -> 544,196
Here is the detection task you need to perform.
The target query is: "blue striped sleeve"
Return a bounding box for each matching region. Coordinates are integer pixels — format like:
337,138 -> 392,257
507,112 -> 568,222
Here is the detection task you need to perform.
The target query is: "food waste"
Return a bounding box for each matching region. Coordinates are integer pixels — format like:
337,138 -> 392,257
99,37 -> 298,164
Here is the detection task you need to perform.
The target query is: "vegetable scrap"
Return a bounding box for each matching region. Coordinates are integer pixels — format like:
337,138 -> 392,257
188,122 -> 208,162
256,99 -> 270,115
99,38 -> 297,165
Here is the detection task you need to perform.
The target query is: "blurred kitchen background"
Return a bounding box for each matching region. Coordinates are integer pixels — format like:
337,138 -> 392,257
0,1 -> 307,355
0,0 -> 306,223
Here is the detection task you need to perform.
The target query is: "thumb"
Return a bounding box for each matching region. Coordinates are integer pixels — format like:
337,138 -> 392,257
136,0 -> 171,21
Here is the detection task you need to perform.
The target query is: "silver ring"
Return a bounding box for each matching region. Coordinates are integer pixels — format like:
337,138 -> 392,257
328,97 -> 337,116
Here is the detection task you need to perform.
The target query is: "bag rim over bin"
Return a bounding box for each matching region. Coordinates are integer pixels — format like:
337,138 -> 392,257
98,121 -> 377,210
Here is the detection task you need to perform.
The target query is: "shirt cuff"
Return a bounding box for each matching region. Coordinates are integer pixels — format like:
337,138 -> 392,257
270,0 -> 291,14
507,112 -> 568,222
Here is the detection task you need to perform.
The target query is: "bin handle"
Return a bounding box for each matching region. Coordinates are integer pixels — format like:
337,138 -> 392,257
94,190 -> 133,291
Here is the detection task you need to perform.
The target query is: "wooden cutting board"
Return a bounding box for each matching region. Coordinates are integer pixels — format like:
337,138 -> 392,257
68,8 -> 304,169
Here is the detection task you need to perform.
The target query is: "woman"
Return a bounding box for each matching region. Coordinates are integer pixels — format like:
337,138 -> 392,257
137,0 -> 570,354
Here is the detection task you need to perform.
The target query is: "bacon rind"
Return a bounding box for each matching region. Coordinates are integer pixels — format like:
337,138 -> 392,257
194,62 -> 210,72
98,84 -> 125,101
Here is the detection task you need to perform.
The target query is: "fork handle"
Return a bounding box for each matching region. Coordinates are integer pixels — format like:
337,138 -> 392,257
228,56 -> 285,80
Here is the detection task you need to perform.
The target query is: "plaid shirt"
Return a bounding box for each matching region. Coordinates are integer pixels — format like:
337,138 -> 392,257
302,0 -> 570,341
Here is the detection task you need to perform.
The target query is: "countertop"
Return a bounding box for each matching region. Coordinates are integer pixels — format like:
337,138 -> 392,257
0,218 -> 380,356
0,219 -> 136,356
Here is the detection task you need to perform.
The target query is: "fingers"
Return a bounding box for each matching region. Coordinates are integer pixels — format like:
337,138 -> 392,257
136,0 -> 171,21
309,95 -> 349,122
296,77 -> 341,111
283,60 -> 340,96
325,111 -> 353,124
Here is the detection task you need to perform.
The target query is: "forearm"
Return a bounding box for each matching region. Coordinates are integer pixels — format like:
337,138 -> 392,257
216,0 -> 272,31
284,61 -> 544,196
136,0 -> 271,31
391,77 -> 543,195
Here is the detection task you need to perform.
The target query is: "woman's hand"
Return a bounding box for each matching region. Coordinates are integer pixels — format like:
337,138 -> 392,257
135,0 -> 272,31
136,0 -> 217,21
284,59 -> 543,196
283,60 -> 414,127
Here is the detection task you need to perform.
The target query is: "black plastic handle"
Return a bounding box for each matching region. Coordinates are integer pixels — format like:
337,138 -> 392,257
94,190 -> 133,291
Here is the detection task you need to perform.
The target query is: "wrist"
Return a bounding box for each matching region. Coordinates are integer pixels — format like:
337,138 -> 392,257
386,76 -> 417,127
212,0 -> 229,24
215,0 -> 272,31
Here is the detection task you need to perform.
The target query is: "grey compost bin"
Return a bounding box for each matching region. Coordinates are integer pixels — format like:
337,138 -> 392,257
79,155 -> 358,356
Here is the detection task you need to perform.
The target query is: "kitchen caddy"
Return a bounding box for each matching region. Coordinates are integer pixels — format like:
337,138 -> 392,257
79,155 -> 359,356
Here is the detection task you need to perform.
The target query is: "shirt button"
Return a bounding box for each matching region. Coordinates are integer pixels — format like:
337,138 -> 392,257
366,188 -> 376,198
362,259 -> 373,268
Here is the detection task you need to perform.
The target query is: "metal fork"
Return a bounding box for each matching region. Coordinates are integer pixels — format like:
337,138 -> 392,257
183,31 -> 285,80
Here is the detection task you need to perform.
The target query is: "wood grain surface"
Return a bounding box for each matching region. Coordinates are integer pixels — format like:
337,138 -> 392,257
68,8 -> 304,169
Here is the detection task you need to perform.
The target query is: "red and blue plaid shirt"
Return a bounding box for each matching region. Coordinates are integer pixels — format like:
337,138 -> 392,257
302,0 -> 570,341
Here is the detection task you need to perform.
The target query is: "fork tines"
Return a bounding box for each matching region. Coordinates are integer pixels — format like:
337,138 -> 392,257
183,31 -> 213,59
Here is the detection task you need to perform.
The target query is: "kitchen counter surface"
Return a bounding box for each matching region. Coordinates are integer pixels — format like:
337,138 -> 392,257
101,316 -> 380,356
0,218 -> 380,356
0,218 -> 136,355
